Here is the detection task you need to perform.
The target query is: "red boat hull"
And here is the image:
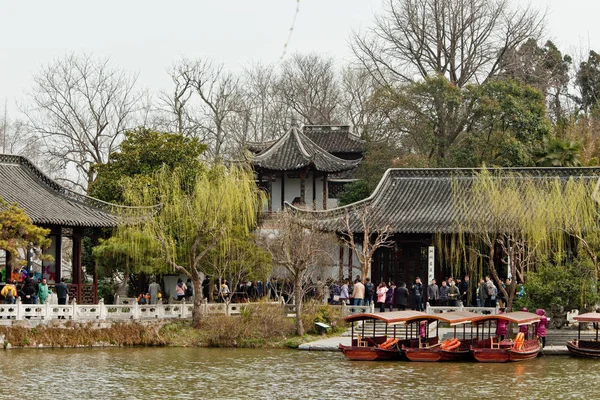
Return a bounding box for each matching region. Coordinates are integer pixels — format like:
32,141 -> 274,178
339,344 -> 401,361
403,346 -> 442,362
566,340 -> 600,358
471,339 -> 540,363
438,339 -> 476,361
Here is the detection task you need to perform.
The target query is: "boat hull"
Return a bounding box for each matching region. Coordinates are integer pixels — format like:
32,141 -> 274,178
403,346 -> 442,362
339,344 -> 401,361
438,338 -> 476,361
566,340 -> 600,358
471,339 -> 541,363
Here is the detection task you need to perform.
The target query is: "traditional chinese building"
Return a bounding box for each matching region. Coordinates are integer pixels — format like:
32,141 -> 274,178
248,121 -> 364,212
289,167 -> 600,287
0,154 -> 138,303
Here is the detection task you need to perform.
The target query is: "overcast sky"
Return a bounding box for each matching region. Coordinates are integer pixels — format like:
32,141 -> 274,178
1,0 -> 600,116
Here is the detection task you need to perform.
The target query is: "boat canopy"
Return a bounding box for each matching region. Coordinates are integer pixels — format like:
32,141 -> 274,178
434,311 -> 479,326
472,311 -> 541,326
343,310 -> 428,324
573,312 -> 600,322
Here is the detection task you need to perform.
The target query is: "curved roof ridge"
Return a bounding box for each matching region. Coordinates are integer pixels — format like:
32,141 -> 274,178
287,166 -> 600,233
0,153 -> 160,227
252,125 -> 360,172
292,125 -> 311,158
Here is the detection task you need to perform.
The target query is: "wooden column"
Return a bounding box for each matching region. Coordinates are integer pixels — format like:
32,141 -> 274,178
72,227 -> 84,303
348,246 -> 353,281
323,172 -> 328,210
92,230 -> 100,304
300,170 -> 306,205
5,251 -> 11,283
312,171 -> 316,210
281,171 -> 285,210
267,171 -> 272,212
338,246 -> 344,283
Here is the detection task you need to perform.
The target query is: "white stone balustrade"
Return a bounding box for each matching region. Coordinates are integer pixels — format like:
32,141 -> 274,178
0,298 -> 270,323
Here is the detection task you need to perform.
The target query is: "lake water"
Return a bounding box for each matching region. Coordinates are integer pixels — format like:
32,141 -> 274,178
0,347 -> 595,399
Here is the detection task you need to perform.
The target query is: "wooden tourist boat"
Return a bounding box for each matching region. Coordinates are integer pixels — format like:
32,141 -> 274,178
566,312 -> 600,358
339,311 -> 429,361
470,311 -> 542,363
402,311 -> 478,362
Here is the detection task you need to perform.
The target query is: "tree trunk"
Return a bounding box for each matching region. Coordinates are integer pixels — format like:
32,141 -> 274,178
191,269 -> 203,328
294,274 -> 305,336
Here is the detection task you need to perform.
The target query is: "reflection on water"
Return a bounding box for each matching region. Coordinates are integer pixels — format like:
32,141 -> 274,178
0,347 -> 595,399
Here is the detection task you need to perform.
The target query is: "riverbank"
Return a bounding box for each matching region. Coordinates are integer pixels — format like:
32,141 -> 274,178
0,303 -> 345,350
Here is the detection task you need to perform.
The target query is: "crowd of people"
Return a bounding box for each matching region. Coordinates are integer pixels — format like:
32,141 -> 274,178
1,277 -> 69,305
321,274 -> 527,312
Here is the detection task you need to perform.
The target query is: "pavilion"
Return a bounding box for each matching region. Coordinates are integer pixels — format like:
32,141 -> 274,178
248,121 -> 364,212
0,154 -> 144,303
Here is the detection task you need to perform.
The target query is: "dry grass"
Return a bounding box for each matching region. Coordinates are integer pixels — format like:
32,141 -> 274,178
0,322 -> 168,348
0,303 -> 344,349
199,303 -> 295,347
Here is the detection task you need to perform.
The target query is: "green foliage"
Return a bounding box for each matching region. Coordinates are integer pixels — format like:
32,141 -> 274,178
449,80 -> 551,167
577,50 -> 600,112
89,127 -> 207,203
0,199 -> 52,265
118,163 -> 264,325
536,138 -> 582,167
515,255 -> 599,313
204,226 -> 272,289
97,278 -> 116,304
354,139 -> 399,191
337,180 -> 370,206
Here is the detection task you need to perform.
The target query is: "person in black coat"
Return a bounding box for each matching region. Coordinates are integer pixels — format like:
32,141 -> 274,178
21,279 -> 35,304
395,282 -> 409,310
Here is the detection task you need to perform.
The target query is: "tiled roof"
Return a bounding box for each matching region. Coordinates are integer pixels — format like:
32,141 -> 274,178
302,125 -> 365,153
246,125 -> 365,155
0,154 -> 151,228
252,125 -> 361,173
288,167 -> 600,233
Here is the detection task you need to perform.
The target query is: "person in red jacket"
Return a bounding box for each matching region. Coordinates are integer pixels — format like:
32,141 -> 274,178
536,308 -> 548,348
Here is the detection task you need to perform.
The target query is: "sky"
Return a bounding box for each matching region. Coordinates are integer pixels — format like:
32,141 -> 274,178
1,0 -> 600,116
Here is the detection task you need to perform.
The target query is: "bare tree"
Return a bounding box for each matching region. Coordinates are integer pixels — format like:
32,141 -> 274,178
352,0 -> 545,165
353,0 -> 545,87
262,211 -> 338,335
276,53 -> 342,125
339,66 -> 388,139
165,58 -> 242,159
340,203 -> 394,282
24,54 -> 144,192
156,61 -> 202,138
236,63 -> 288,143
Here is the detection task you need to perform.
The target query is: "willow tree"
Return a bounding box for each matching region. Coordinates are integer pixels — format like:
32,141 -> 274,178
452,168 -> 599,311
119,164 -> 262,327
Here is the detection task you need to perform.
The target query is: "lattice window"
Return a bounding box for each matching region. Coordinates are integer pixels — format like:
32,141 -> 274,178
328,181 -> 349,199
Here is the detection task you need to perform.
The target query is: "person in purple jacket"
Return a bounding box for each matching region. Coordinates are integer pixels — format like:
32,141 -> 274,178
536,308 -> 548,348
519,307 -> 530,339
385,282 -> 396,311
495,308 -> 508,341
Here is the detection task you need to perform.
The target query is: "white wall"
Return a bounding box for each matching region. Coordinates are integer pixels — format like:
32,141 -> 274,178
265,172 -> 332,212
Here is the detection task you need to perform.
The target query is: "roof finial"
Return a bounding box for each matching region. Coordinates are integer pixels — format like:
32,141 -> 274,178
291,115 -> 298,127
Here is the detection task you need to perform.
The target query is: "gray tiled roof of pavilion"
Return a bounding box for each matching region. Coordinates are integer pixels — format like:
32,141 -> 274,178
0,154 -> 156,228
247,125 -> 365,155
251,124 -> 361,173
287,167 -> 600,234
302,125 -> 365,153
